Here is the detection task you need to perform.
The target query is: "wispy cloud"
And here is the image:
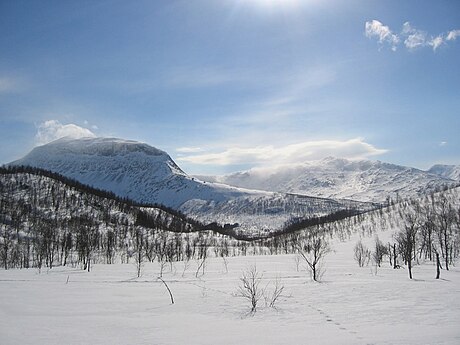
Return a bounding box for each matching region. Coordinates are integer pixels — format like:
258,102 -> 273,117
365,20 -> 400,51
0,77 -> 23,93
166,66 -> 253,88
177,138 -> 387,166
176,147 -> 203,153
365,20 -> 460,52
446,29 -> 460,41
36,120 -> 96,146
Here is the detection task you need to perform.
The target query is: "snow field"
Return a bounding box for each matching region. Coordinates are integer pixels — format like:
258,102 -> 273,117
1,229 -> 459,345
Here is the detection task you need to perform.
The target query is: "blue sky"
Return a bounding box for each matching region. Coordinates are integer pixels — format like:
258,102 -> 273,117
1,0 -> 459,175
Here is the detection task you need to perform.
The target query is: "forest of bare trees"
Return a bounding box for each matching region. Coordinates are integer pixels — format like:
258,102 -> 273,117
1,167 -> 459,282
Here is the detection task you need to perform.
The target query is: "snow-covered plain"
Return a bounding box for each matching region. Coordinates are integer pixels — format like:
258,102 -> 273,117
1,228 -> 459,345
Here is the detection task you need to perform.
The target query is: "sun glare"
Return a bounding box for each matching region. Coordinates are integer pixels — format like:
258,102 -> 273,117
238,0 -> 320,13
249,0 -> 302,8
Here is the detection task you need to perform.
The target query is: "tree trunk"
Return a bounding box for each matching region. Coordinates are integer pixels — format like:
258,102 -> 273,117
444,230 -> 449,271
389,243 -> 392,267
436,252 -> 441,279
393,243 -> 397,269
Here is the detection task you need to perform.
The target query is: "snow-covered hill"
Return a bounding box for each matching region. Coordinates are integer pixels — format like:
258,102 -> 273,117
196,157 -> 458,203
10,138 -> 371,230
428,164 -> 460,181
11,137 -> 254,209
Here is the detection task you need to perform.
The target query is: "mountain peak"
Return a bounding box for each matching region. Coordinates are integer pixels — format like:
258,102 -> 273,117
10,136 -> 268,210
34,136 -> 168,158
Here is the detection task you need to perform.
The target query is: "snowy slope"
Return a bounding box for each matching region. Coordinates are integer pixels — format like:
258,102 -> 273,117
428,164 -> 460,181
1,184 -> 460,345
197,157 -> 457,203
10,138 -> 372,229
11,137 -> 255,209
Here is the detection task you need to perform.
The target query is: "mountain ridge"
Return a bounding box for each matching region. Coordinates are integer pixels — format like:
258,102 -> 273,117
195,157 -> 458,203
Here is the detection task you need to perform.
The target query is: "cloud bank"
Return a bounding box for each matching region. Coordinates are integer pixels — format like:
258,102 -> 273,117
36,120 -> 96,146
177,138 -> 387,166
365,20 -> 460,52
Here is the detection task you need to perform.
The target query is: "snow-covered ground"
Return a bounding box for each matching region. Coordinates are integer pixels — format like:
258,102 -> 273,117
1,227 -> 459,345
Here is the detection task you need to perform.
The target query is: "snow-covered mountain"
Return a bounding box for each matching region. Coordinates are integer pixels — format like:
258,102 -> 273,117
10,138 -> 371,230
196,157 -> 458,203
428,164 -> 460,181
10,137 -> 254,209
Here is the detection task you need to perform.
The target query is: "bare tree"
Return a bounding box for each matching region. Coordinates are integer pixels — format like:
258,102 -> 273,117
396,213 -> 419,279
195,239 -> 208,278
297,236 -> 330,282
221,255 -> 229,274
265,276 -> 284,308
134,228 -> 145,278
433,247 -> 442,279
372,236 -> 388,267
293,254 -> 301,272
237,265 -> 264,313
434,195 -> 456,271
354,240 -> 370,267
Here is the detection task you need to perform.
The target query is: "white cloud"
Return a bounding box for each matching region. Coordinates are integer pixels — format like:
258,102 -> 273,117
366,20 -> 460,52
429,35 -> 444,51
439,141 -> 447,147
176,147 -> 203,153
446,29 -> 460,41
178,138 -> 387,166
402,22 -> 427,50
36,120 -> 96,146
365,20 -> 399,51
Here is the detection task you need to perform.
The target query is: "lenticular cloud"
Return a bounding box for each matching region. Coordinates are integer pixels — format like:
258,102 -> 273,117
36,120 -> 96,146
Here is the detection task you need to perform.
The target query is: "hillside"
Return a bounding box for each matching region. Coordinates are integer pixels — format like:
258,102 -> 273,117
196,157 -> 458,202
428,164 -> 460,181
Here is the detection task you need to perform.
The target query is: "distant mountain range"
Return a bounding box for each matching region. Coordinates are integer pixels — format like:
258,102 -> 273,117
196,157 -> 459,203
428,164 -> 460,181
10,137 -> 372,230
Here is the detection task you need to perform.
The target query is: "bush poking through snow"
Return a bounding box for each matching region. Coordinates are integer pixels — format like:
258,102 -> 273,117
265,276 -> 284,309
237,265 -> 264,313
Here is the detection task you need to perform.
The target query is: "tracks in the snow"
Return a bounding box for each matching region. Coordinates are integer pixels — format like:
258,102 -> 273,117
307,303 -> 375,345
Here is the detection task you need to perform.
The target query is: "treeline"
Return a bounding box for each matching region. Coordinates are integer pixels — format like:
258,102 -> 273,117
348,190 -> 460,279
0,169 -> 214,271
0,168 -> 369,272
4,167 -> 456,279
276,209 -> 362,237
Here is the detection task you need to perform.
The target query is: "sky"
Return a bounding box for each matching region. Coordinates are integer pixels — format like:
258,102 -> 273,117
1,0 -> 459,175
